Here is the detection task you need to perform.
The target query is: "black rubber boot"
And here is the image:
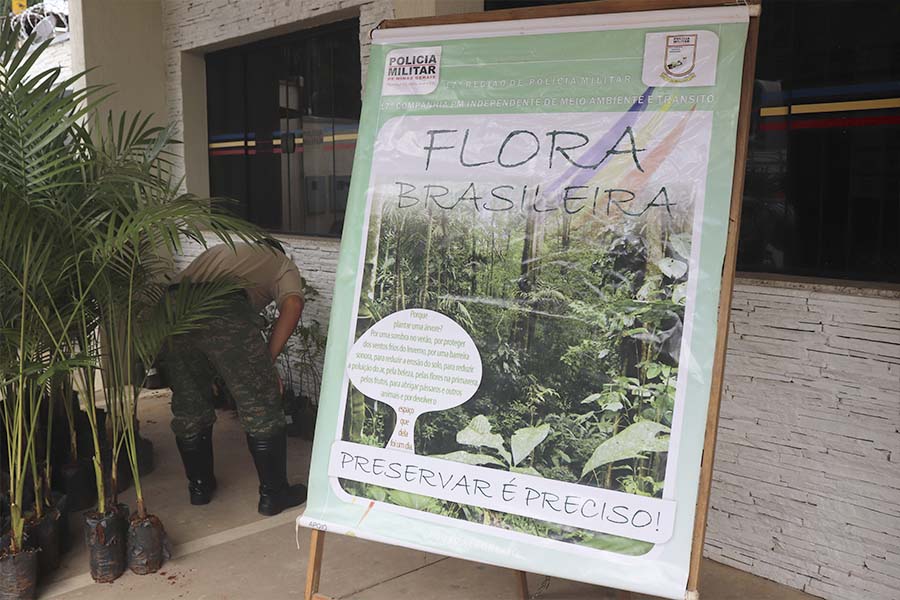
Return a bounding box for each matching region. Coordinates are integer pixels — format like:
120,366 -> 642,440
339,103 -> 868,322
175,427 -> 217,505
246,431 -> 307,516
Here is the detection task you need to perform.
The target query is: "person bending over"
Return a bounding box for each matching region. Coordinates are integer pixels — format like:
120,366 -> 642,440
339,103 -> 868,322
163,241 -> 306,516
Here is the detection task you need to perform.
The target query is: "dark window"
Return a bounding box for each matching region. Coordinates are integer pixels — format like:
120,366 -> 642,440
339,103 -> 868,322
205,20 -> 361,237
740,0 -> 899,283
488,0 -> 900,283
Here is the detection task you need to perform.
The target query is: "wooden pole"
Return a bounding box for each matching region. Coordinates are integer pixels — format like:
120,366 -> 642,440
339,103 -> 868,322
516,571 -> 529,600
686,2 -> 762,597
305,529 -> 331,600
380,0 -> 755,29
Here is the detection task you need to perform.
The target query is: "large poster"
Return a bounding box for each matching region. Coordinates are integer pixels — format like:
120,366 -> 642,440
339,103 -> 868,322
299,7 -> 749,599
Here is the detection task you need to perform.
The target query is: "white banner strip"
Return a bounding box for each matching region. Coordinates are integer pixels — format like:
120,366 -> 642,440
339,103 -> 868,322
373,6 -> 749,44
330,441 -> 676,544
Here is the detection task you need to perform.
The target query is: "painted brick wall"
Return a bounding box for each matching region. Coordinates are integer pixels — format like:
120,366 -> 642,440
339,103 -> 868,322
705,278 -> 900,600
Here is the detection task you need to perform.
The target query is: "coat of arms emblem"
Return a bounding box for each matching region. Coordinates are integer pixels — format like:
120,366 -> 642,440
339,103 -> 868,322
662,34 -> 698,83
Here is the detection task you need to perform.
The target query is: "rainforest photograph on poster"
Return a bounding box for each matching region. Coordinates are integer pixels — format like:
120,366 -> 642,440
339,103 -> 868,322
337,109 -> 712,554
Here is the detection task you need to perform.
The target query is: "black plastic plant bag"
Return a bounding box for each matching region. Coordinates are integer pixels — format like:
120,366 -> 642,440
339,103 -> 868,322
83,504 -> 128,583
127,514 -> 166,575
0,549 -> 38,600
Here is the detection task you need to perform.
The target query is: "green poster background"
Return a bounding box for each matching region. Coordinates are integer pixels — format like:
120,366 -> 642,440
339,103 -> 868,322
300,9 -> 749,599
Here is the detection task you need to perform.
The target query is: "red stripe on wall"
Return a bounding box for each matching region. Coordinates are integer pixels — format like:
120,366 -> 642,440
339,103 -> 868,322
209,148 -> 247,156
209,142 -> 356,157
760,114 -> 900,131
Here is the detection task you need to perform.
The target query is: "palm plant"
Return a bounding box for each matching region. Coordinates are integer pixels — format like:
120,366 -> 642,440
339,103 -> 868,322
0,202 -> 54,555
1,18 -> 263,586
1,19 -> 97,568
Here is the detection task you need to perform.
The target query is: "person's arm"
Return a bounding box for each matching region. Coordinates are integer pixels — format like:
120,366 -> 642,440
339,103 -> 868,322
268,294 -> 304,361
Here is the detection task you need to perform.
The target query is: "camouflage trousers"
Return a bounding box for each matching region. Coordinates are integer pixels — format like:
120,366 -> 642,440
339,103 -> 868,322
161,292 -> 283,438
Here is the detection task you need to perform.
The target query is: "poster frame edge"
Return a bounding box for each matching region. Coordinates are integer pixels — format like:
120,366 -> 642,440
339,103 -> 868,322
685,0 -> 761,595
376,0 -> 756,31
303,1 -> 764,599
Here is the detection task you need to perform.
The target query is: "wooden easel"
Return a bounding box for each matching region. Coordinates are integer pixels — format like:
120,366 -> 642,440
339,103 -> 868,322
685,4 -> 761,598
305,529 -> 327,600
303,1 -> 761,599
304,528 -> 532,600
305,530 -> 630,600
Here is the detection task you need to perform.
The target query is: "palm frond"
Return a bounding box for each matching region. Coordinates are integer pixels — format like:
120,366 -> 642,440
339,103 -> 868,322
133,279 -> 243,368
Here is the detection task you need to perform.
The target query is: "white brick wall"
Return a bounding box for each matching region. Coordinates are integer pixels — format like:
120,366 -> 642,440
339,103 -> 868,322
706,278 -> 900,600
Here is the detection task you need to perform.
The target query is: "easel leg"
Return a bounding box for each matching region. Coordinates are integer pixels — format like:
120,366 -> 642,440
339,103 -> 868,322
305,529 -> 328,600
515,570 -> 529,599
686,4 -> 761,599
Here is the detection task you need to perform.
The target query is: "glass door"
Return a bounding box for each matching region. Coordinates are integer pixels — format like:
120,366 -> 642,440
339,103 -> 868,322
206,19 -> 360,236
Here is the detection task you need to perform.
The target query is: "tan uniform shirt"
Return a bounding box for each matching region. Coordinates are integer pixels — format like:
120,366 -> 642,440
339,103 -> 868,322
177,243 -> 303,311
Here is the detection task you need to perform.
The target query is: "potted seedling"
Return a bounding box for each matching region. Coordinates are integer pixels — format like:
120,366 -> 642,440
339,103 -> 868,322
85,111 -> 263,577
24,385 -> 62,580
0,217 -> 61,598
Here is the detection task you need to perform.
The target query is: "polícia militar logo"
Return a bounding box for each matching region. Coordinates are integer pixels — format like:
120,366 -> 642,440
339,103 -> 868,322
382,47 -> 442,96
387,52 -> 438,77
662,34 -> 698,83
642,31 -> 718,88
